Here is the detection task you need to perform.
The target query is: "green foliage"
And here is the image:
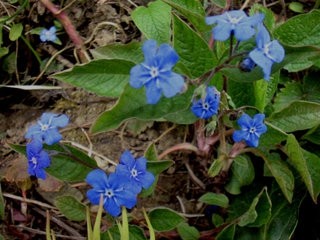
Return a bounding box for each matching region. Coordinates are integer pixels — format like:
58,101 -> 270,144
148,207 -> 186,231
6,1 -> 320,239
131,0 -> 172,43
55,195 -> 86,221
198,192 -> 229,208
91,85 -> 195,133
52,59 -> 135,98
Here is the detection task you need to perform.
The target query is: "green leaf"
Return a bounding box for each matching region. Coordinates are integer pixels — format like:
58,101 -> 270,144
46,144 -> 97,182
148,207 -> 186,232
0,47 -> 9,58
9,23 -> 23,41
131,0 -> 171,43
216,224 -> 235,240
91,85 -> 194,133
254,73 -> 279,112
199,192 -> 229,208
302,149 -> 320,200
162,0 -> 208,31
285,134 -> 314,200
147,161 -> 174,175
268,101 -> 320,132
264,182 -> 304,240
102,225 -> 146,240
225,155 -> 255,195
289,2 -> 304,13
90,42 -> 144,64
228,81 -> 254,107
258,122 -> 287,149
173,14 -> 216,78
302,125 -> 320,145
274,10 -> 320,47
54,195 -> 86,221
274,73 -> 320,111
176,222 -> 200,240
164,107 -> 197,124
262,153 -> 294,202
52,59 -> 135,98
228,187 -> 270,227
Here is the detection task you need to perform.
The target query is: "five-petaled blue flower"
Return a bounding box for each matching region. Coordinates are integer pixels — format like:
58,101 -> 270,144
249,25 -> 285,80
25,113 -> 69,145
130,40 -> 185,104
205,10 -> 264,41
115,150 -> 155,194
40,26 -> 57,42
26,140 -> 51,180
233,113 -> 267,147
86,169 -> 137,217
191,86 -> 220,119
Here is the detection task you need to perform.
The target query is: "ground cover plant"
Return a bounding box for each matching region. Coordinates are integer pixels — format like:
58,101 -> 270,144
1,0 -> 320,239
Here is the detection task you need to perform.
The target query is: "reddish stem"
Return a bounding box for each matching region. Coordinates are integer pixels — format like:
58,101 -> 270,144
158,143 -> 199,160
39,0 -> 88,62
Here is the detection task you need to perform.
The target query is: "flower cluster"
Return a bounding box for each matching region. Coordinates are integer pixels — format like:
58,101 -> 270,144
191,86 -> 220,119
25,113 -> 69,179
40,26 -> 57,43
130,40 -> 185,104
86,151 -> 155,217
232,113 -> 267,147
206,10 -> 285,80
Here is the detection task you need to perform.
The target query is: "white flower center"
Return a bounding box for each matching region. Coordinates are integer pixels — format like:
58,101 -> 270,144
249,127 -> 256,134
105,189 -> 114,198
131,168 -> 138,177
263,42 -> 276,62
226,13 -> 244,25
41,124 -> 49,131
31,157 -> 37,165
203,102 -> 210,110
150,67 -> 159,78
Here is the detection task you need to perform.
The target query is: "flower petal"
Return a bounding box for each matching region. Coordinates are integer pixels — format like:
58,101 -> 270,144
246,134 -> 259,147
25,124 -> 42,140
159,72 -> 184,98
119,150 -> 135,167
156,44 -> 179,71
142,40 -> 158,65
145,81 -> 162,104
38,151 -> 51,168
86,169 -> 109,190
51,114 -> 69,128
135,157 -> 147,171
43,129 -> 62,145
237,113 -> 252,129
87,189 -> 102,205
249,49 -> 273,80
141,172 -> 155,189
105,198 -> 121,217
268,40 -> 285,63
129,64 -> 151,88
234,25 -> 255,41
35,168 -> 47,180
233,130 -> 249,143
255,25 -> 270,48
213,23 -> 232,41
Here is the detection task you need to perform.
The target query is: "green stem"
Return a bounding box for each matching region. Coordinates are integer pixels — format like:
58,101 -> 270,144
20,35 -> 42,65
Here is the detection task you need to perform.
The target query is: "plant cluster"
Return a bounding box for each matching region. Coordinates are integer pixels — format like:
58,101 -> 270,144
3,0 -> 320,239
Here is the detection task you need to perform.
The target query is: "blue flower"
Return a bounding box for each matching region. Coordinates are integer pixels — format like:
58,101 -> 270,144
86,169 -> 137,217
115,151 -> 155,194
26,140 -> 51,180
233,113 -> 267,147
130,40 -> 185,104
25,113 -> 69,145
205,10 -> 264,41
239,57 -> 256,72
40,26 -> 57,42
191,86 -> 220,119
249,25 -> 285,80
